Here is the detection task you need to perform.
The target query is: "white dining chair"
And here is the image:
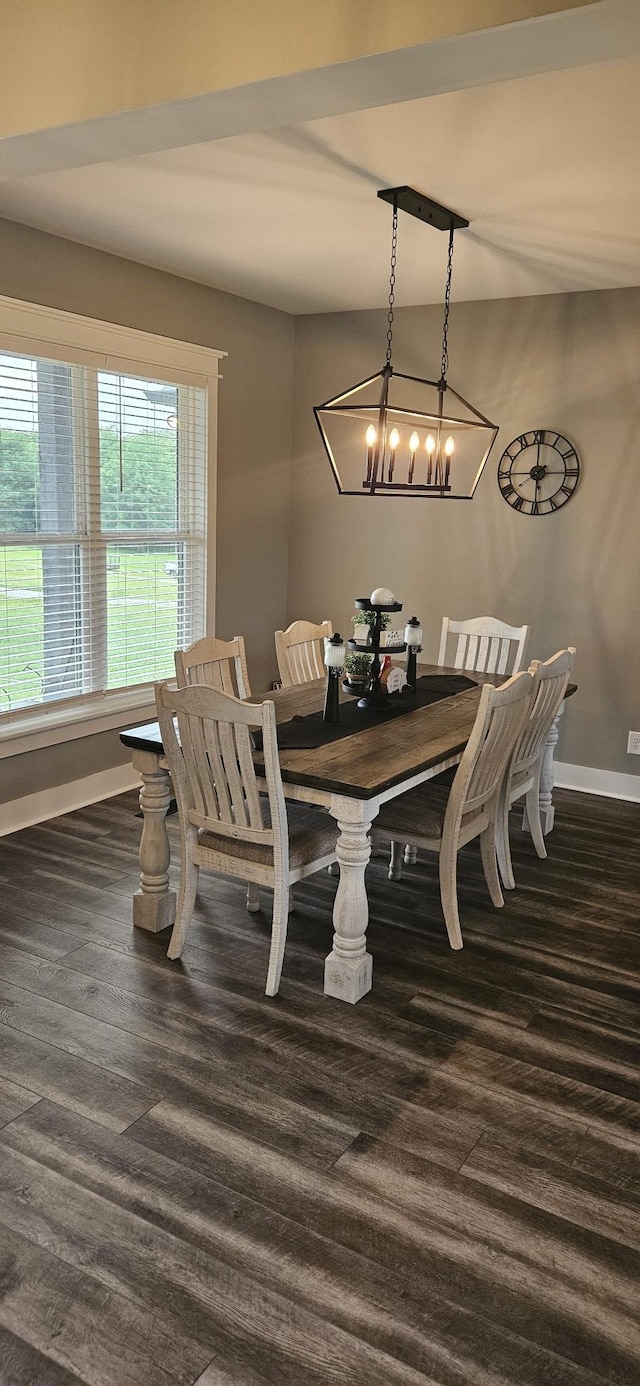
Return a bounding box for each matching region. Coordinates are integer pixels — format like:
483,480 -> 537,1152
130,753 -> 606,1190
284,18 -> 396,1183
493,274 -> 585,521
156,681 -> 338,995
400,614 -> 529,871
175,635 -> 251,699
438,615 -> 529,676
175,635 -> 258,910
275,619 -> 333,687
496,647 -> 575,889
372,670 -> 534,948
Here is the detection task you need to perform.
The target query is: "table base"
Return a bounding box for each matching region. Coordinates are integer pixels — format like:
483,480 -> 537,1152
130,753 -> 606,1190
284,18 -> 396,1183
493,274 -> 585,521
324,951 -> 373,1004
133,888 -> 176,933
324,794 -> 376,1003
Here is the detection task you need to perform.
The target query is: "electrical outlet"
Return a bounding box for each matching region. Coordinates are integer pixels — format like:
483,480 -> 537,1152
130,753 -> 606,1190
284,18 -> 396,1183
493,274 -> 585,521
627,731 -> 640,755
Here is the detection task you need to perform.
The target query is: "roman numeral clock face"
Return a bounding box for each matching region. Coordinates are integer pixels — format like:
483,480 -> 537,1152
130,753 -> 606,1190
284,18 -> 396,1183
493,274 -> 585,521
498,430 -> 580,515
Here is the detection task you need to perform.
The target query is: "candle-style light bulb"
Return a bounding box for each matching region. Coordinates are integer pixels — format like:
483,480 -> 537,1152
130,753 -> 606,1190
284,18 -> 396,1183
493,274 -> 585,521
444,434 -> 455,486
408,430 -> 419,484
365,423 -> 377,486
425,433 -> 436,484
388,426 -> 400,482
444,435 -> 455,456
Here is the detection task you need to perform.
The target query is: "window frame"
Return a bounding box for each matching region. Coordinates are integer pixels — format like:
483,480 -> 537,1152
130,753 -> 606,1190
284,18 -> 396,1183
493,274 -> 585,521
0,294 -> 223,760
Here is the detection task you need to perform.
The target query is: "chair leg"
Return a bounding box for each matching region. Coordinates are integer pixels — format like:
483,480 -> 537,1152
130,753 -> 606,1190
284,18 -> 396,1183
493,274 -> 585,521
438,844 -> 463,950
481,825 -> 504,909
167,848 -> 199,959
246,882 -> 261,913
496,789 -> 516,891
404,844 -> 418,865
526,780 -> 548,860
388,841 -> 404,881
327,862 -> 339,876
265,879 -> 290,997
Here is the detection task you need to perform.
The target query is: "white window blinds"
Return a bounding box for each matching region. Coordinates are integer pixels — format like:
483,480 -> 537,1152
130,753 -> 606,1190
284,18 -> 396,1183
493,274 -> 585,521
0,350 -> 207,716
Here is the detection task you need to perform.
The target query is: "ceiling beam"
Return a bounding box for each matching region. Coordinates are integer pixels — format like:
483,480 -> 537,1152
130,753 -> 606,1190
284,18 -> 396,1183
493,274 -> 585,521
0,1 -> 600,141
0,0 -> 636,183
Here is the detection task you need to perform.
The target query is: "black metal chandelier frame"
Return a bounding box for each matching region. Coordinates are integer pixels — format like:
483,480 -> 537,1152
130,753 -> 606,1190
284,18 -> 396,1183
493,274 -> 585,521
314,185 -> 499,499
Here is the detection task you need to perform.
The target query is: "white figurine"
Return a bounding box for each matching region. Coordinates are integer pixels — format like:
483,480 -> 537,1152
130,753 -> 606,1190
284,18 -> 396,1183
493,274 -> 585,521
385,666 -> 408,695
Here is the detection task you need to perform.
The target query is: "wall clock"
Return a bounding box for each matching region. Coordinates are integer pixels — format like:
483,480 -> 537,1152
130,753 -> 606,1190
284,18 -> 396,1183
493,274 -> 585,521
497,430 -> 580,515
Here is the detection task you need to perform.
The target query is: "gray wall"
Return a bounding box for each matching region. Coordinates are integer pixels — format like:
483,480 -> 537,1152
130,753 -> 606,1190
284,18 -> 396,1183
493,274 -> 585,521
1,217 -> 638,808
289,288 -> 640,776
0,216 -> 294,804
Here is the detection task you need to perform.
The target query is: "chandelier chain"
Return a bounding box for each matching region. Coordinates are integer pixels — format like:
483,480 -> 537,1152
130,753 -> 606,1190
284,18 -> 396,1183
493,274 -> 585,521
439,225 -> 455,386
385,202 -> 398,366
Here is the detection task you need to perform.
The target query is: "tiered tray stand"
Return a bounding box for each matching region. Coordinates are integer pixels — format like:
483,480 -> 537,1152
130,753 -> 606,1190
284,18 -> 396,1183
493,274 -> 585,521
344,597 -> 406,709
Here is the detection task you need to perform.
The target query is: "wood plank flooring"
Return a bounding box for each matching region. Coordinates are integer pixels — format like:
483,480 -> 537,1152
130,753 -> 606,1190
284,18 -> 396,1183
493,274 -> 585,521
0,788 -> 638,1384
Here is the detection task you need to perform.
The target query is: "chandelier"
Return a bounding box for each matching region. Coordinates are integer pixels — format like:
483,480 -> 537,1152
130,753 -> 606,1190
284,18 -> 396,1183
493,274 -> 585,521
314,186 -> 498,498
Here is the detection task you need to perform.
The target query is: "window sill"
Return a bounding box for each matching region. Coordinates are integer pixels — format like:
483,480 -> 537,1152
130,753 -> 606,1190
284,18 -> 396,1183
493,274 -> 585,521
0,685 -> 162,760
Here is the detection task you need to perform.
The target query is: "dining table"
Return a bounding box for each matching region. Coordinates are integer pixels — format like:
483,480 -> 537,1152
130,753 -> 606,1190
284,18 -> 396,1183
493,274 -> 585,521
120,664 -> 574,1004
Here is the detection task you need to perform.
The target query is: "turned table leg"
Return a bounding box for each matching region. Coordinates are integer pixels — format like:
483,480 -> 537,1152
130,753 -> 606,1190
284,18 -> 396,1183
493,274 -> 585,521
522,703 -> 564,837
324,795 -> 377,1004
132,749 -> 176,933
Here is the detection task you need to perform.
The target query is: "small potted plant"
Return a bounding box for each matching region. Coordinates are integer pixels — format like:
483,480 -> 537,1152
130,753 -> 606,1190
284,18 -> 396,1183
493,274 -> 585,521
352,610 -> 391,645
343,650 -> 373,691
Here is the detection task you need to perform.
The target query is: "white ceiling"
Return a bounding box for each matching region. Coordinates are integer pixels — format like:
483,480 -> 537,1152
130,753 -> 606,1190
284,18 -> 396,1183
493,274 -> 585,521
0,54 -> 638,314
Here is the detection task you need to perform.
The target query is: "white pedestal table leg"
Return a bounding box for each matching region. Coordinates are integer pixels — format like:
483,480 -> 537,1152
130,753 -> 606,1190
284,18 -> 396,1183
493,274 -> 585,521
324,795 -> 377,1004
132,749 -> 176,933
522,703 -> 564,837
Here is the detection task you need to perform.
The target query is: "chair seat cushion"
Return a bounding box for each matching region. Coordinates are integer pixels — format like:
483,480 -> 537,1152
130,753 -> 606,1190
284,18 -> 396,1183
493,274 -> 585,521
375,783 -> 451,840
198,801 -> 337,869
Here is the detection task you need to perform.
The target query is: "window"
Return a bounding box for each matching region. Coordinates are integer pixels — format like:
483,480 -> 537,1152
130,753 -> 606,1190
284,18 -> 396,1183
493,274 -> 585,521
0,298 -> 221,753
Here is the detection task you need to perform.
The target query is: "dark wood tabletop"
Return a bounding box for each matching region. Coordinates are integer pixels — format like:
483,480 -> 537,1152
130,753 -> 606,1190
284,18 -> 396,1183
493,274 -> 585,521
121,664 -> 489,801
120,665 -> 576,802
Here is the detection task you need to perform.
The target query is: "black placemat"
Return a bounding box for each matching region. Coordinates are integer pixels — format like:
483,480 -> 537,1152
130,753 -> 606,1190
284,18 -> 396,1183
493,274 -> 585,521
253,674 -> 477,751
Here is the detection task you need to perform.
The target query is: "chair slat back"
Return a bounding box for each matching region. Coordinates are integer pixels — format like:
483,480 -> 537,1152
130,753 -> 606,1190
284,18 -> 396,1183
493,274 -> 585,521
175,636 -> 251,700
155,683 -> 287,858
439,616 -> 529,676
450,671 -> 534,821
275,619 -> 333,687
513,647 -> 575,779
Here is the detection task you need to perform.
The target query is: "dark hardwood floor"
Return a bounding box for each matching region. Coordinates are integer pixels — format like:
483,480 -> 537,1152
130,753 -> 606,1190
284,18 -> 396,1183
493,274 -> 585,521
0,787 -> 638,1384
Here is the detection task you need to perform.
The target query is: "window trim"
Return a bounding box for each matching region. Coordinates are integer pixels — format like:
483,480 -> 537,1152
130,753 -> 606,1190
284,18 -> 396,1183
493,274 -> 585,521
0,294 -> 224,760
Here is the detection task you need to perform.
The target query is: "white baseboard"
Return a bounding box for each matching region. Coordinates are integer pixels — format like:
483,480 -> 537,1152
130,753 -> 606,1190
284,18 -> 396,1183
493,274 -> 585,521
554,761 -> 640,803
1,757 -> 637,838
0,763 -> 141,837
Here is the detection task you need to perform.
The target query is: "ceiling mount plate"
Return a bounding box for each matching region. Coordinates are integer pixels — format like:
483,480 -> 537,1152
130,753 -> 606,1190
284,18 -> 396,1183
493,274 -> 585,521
378,186 -> 469,232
